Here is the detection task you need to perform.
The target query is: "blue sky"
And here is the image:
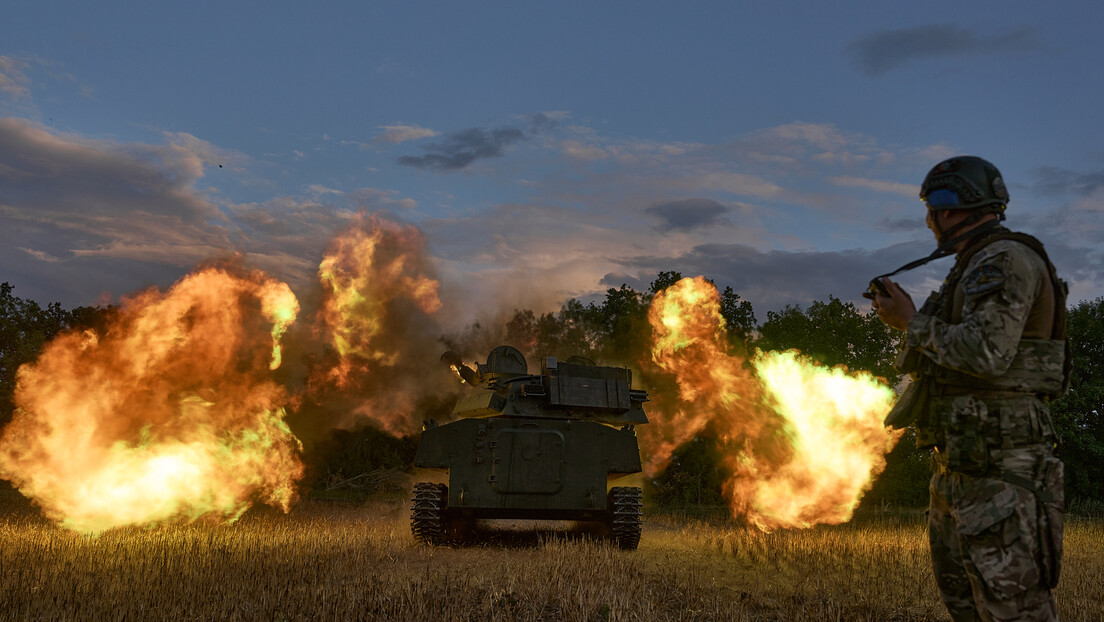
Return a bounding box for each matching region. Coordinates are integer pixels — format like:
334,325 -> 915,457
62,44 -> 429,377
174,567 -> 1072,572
2,1 -> 1102,328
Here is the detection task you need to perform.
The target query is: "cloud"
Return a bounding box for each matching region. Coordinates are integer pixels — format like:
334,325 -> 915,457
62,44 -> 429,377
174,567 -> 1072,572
1017,210 -> 1104,304
526,112 -> 559,133
544,123 -> 881,206
1027,166 -> 1104,199
374,124 -> 437,145
0,118 -> 427,309
0,119 -> 225,225
7,112 -> 1099,325
709,122 -> 895,176
308,184 -> 343,196
18,247 -> 61,263
645,198 -> 731,233
877,216 -> 928,235
0,56 -> 31,99
1012,170 -> 1104,301
0,55 -> 96,118
405,118 -> 947,320
691,172 -> 785,198
847,25 -> 1042,76
0,118 -> 391,306
829,176 -> 917,197
560,139 -> 609,161
0,119 -> 237,303
225,188 -> 419,290
398,126 -> 524,172
605,240 -> 943,313
396,114 -> 558,172
1021,165 -> 1104,234
348,187 -> 417,210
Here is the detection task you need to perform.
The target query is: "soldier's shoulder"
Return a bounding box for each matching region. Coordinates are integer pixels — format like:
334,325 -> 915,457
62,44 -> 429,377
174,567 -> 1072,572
969,237 -> 1047,271
961,236 -> 1049,299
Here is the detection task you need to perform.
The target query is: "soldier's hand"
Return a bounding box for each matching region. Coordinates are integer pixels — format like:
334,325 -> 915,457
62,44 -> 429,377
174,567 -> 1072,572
869,278 -> 915,331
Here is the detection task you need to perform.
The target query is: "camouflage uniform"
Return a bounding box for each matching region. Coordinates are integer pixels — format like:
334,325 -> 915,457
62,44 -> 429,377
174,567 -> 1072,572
903,229 -> 1066,622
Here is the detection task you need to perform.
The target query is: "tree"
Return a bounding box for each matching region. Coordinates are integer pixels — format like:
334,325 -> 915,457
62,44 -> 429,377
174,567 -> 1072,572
720,286 -> 756,349
504,308 -> 539,352
647,434 -> 728,508
0,284 -> 117,428
0,284 -> 71,424
557,298 -> 602,358
755,295 -> 900,382
1051,297 -> 1104,504
648,271 -> 683,298
593,284 -> 649,363
503,298 -> 604,362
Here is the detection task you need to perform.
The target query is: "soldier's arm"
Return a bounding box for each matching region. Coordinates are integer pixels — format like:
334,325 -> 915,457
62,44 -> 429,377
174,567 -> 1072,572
905,242 -> 1044,377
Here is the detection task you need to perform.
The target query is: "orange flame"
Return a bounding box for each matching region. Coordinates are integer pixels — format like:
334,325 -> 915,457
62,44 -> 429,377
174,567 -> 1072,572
0,266 -> 304,533
646,276 -> 899,530
310,212 -> 444,434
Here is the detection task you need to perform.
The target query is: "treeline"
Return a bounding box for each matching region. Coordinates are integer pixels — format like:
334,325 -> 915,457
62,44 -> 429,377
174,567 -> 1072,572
2,278 -> 1103,509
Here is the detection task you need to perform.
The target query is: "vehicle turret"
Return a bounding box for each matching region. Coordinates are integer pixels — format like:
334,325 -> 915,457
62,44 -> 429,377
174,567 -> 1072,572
412,346 -> 648,549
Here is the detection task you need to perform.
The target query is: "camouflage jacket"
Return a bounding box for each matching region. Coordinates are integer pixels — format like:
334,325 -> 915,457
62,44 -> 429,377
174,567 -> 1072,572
897,229 -> 1068,450
906,232 -> 1066,396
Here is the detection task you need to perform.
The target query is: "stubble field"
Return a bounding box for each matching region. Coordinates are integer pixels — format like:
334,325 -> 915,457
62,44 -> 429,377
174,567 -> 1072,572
1,498 -> 1102,621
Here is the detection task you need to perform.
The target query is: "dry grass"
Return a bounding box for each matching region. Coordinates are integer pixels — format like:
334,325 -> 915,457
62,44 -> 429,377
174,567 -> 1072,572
0,499 -> 1101,621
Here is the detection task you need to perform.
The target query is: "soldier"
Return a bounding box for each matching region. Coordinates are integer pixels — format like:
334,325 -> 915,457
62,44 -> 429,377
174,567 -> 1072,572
868,156 -> 1068,621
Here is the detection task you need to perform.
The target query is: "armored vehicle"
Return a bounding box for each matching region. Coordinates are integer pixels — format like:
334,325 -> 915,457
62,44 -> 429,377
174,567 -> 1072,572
411,346 -> 648,549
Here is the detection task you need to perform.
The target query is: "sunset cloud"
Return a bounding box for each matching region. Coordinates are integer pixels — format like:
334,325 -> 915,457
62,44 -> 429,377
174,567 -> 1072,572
2,111 -> 1101,321
0,56 -> 31,99
374,124 -> 438,145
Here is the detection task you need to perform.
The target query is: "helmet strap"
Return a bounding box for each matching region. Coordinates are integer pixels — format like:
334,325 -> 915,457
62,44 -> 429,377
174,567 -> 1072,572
869,217 -> 1004,286
935,210 -> 1000,253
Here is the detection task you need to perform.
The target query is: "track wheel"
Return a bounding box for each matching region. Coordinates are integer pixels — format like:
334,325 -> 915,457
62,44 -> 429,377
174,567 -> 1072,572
410,482 -> 448,545
608,486 -> 643,550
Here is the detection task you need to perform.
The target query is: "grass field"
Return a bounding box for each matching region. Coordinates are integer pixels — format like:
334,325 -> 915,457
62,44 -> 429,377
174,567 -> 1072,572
1,497 -> 1102,621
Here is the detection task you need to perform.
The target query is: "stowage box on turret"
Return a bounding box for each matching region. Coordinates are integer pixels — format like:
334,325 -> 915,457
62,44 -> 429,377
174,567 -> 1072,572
411,346 -> 648,549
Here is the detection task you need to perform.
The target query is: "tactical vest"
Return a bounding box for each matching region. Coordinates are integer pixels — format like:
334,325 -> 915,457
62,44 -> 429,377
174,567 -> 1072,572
911,229 -> 1071,448
927,230 -> 1070,398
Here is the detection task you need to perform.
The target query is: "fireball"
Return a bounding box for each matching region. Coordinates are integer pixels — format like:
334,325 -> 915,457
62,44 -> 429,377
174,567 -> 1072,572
646,276 -> 899,530
317,212 -> 441,379
0,266 -> 304,533
309,212 -> 444,434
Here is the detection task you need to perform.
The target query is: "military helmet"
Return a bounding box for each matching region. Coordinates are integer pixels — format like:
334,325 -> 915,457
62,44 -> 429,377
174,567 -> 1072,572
920,156 -> 1009,212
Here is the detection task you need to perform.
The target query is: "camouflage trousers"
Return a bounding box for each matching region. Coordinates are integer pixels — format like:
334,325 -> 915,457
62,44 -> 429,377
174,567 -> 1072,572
929,444 -> 1063,622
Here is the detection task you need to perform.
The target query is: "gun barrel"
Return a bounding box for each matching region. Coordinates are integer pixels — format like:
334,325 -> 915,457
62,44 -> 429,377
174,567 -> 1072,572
440,351 -> 479,385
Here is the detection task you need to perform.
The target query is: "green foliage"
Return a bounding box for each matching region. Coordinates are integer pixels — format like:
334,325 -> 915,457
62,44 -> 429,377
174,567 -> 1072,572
0,283 -> 91,425
505,272 -> 759,369
594,284 -> 650,362
1051,297 -> 1104,503
504,297 -> 604,362
720,286 -> 757,349
301,426 -> 418,496
756,295 -> 900,382
648,271 -> 684,298
860,428 -> 932,509
504,284 -> 652,365
647,434 -> 728,507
